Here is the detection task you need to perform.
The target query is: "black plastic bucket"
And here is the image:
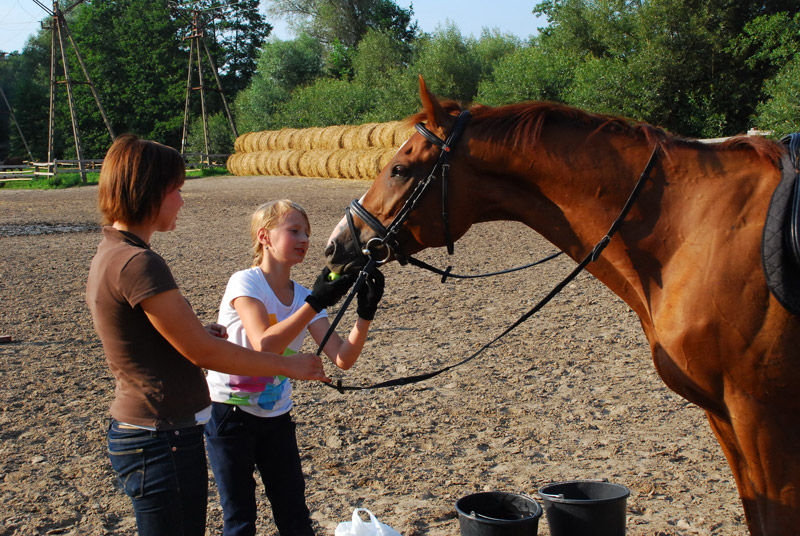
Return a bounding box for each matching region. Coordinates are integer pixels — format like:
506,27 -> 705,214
538,480 -> 630,536
455,491 -> 543,536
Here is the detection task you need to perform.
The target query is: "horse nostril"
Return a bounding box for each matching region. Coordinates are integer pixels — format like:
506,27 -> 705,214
324,242 -> 335,258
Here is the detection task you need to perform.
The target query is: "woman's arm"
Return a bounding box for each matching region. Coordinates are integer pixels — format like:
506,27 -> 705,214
141,289 -> 329,381
308,317 -> 372,371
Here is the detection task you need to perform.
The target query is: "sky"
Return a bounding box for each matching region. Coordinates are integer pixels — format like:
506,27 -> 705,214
0,0 -> 547,55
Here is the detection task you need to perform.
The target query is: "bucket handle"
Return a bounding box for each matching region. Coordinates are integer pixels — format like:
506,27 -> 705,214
537,478 -> 610,500
469,511 -> 530,522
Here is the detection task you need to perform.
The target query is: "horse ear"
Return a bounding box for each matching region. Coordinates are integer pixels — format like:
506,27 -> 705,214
419,75 -> 448,129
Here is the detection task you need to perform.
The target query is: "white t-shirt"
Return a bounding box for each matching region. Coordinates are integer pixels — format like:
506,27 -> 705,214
206,266 -> 326,417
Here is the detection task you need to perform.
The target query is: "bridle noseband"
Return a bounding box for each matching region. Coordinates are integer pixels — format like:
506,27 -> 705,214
346,110 -> 471,265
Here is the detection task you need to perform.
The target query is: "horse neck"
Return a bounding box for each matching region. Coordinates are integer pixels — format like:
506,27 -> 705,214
468,134 -> 669,319
470,132 -> 781,322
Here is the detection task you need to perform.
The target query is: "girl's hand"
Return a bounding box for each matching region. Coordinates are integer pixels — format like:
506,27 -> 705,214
205,323 -> 228,339
305,267 -> 356,312
286,353 -> 331,382
357,269 -> 384,320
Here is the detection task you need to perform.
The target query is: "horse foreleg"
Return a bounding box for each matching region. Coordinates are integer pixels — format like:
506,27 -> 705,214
708,404 -> 800,536
706,412 -> 762,535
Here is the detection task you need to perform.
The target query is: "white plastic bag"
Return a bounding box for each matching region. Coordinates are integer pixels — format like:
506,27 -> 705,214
334,508 -> 402,536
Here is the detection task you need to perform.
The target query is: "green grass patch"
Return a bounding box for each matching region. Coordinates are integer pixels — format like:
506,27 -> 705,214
0,166 -> 230,190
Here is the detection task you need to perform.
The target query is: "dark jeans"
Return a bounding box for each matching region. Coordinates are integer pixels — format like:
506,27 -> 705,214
204,403 -> 314,536
107,419 -> 208,536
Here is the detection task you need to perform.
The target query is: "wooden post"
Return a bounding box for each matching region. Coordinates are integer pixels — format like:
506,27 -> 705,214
55,8 -> 86,183
200,38 -> 238,140
194,19 -> 210,167
180,38 -> 194,156
61,22 -> 115,142
47,16 -> 56,177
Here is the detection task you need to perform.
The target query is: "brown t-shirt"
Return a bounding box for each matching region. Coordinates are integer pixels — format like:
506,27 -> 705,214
86,226 -> 210,429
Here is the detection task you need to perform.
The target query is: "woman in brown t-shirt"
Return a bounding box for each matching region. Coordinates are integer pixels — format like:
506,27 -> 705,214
86,134 -> 353,535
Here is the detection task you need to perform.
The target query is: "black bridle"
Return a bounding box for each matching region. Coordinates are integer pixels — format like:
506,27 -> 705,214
346,110 -> 472,266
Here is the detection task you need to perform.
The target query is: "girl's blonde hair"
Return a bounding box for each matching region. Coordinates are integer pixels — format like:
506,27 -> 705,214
250,199 -> 310,266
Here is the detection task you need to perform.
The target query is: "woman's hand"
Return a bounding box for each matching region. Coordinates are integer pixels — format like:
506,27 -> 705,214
205,323 -> 228,339
285,352 -> 331,382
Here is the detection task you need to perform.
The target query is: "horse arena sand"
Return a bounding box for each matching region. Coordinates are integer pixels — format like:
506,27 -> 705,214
0,175 -> 748,535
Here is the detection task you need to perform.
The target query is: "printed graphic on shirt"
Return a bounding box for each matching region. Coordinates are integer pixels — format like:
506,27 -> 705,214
225,311 -> 294,410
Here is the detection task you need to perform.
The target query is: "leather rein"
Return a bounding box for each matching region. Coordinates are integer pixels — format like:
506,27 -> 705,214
322,111 -> 662,393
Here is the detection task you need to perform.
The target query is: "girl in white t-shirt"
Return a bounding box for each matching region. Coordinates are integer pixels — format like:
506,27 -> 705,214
205,199 -> 383,536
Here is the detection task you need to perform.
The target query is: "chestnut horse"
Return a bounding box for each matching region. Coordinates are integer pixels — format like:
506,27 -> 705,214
324,78 -> 800,535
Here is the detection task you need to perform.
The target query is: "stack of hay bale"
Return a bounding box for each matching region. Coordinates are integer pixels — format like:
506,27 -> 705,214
227,121 -> 416,180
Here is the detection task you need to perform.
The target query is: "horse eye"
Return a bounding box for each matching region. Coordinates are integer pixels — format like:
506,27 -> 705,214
391,165 -> 408,179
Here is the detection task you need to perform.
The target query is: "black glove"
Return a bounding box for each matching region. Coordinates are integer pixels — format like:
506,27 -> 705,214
305,267 -> 356,313
357,269 -> 385,321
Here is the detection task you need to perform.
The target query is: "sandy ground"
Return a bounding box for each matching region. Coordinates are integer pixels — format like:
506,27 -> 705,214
0,174 -> 748,535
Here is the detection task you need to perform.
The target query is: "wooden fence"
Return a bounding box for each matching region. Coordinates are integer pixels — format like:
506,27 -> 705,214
0,154 -> 231,183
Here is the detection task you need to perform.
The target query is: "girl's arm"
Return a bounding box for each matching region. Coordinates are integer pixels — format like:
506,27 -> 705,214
308,268 -> 384,370
234,296 -> 317,353
247,268 -> 358,353
308,316 -> 372,370
141,289 -> 329,381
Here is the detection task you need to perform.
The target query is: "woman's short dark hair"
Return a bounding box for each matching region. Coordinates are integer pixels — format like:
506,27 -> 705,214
98,134 -> 186,226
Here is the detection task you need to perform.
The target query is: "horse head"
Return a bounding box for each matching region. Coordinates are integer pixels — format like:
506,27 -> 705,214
325,76 -> 478,274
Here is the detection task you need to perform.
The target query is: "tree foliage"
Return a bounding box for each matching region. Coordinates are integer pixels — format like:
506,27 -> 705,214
3,0 -> 800,161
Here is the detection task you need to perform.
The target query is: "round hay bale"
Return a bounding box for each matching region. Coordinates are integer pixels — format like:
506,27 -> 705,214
238,132 -> 252,153
340,126 -> 360,150
361,148 -> 391,179
319,125 -> 348,149
276,150 -> 293,176
355,150 -> 375,180
227,152 -> 242,175
248,131 -> 264,153
295,129 -> 314,151
274,129 -> 297,150
314,150 -> 337,178
251,132 -> 266,152
369,122 -> 393,148
344,151 -> 361,179
392,123 -> 415,147
256,152 -> 272,175
233,134 -> 246,154
327,151 -> 349,179
309,127 -> 327,150
346,123 -> 379,149
298,151 -> 318,177
378,148 -> 396,170
287,150 -> 303,176
265,151 -> 282,176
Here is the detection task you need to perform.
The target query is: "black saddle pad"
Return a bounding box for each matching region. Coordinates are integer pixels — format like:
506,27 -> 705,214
762,149 -> 800,315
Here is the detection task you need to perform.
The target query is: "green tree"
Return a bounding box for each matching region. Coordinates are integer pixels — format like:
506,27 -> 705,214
267,0 -> 417,48
187,0 -> 273,95
529,0 -> 800,137
233,35 -> 324,132
266,0 -> 418,78
70,0 -> 186,153
477,41 -> 578,105
271,78 -> 378,127
409,24 -> 481,103
755,56 -> 800,135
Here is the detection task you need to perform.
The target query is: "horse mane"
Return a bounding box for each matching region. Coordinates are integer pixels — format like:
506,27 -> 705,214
408,100 -> 786,165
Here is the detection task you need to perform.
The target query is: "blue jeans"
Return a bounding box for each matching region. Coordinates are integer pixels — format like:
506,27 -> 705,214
205,403 -> 314,536
107,420 -> 208,536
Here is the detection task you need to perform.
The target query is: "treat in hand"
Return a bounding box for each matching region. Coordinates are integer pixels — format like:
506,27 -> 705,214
305,267 -> 356,312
